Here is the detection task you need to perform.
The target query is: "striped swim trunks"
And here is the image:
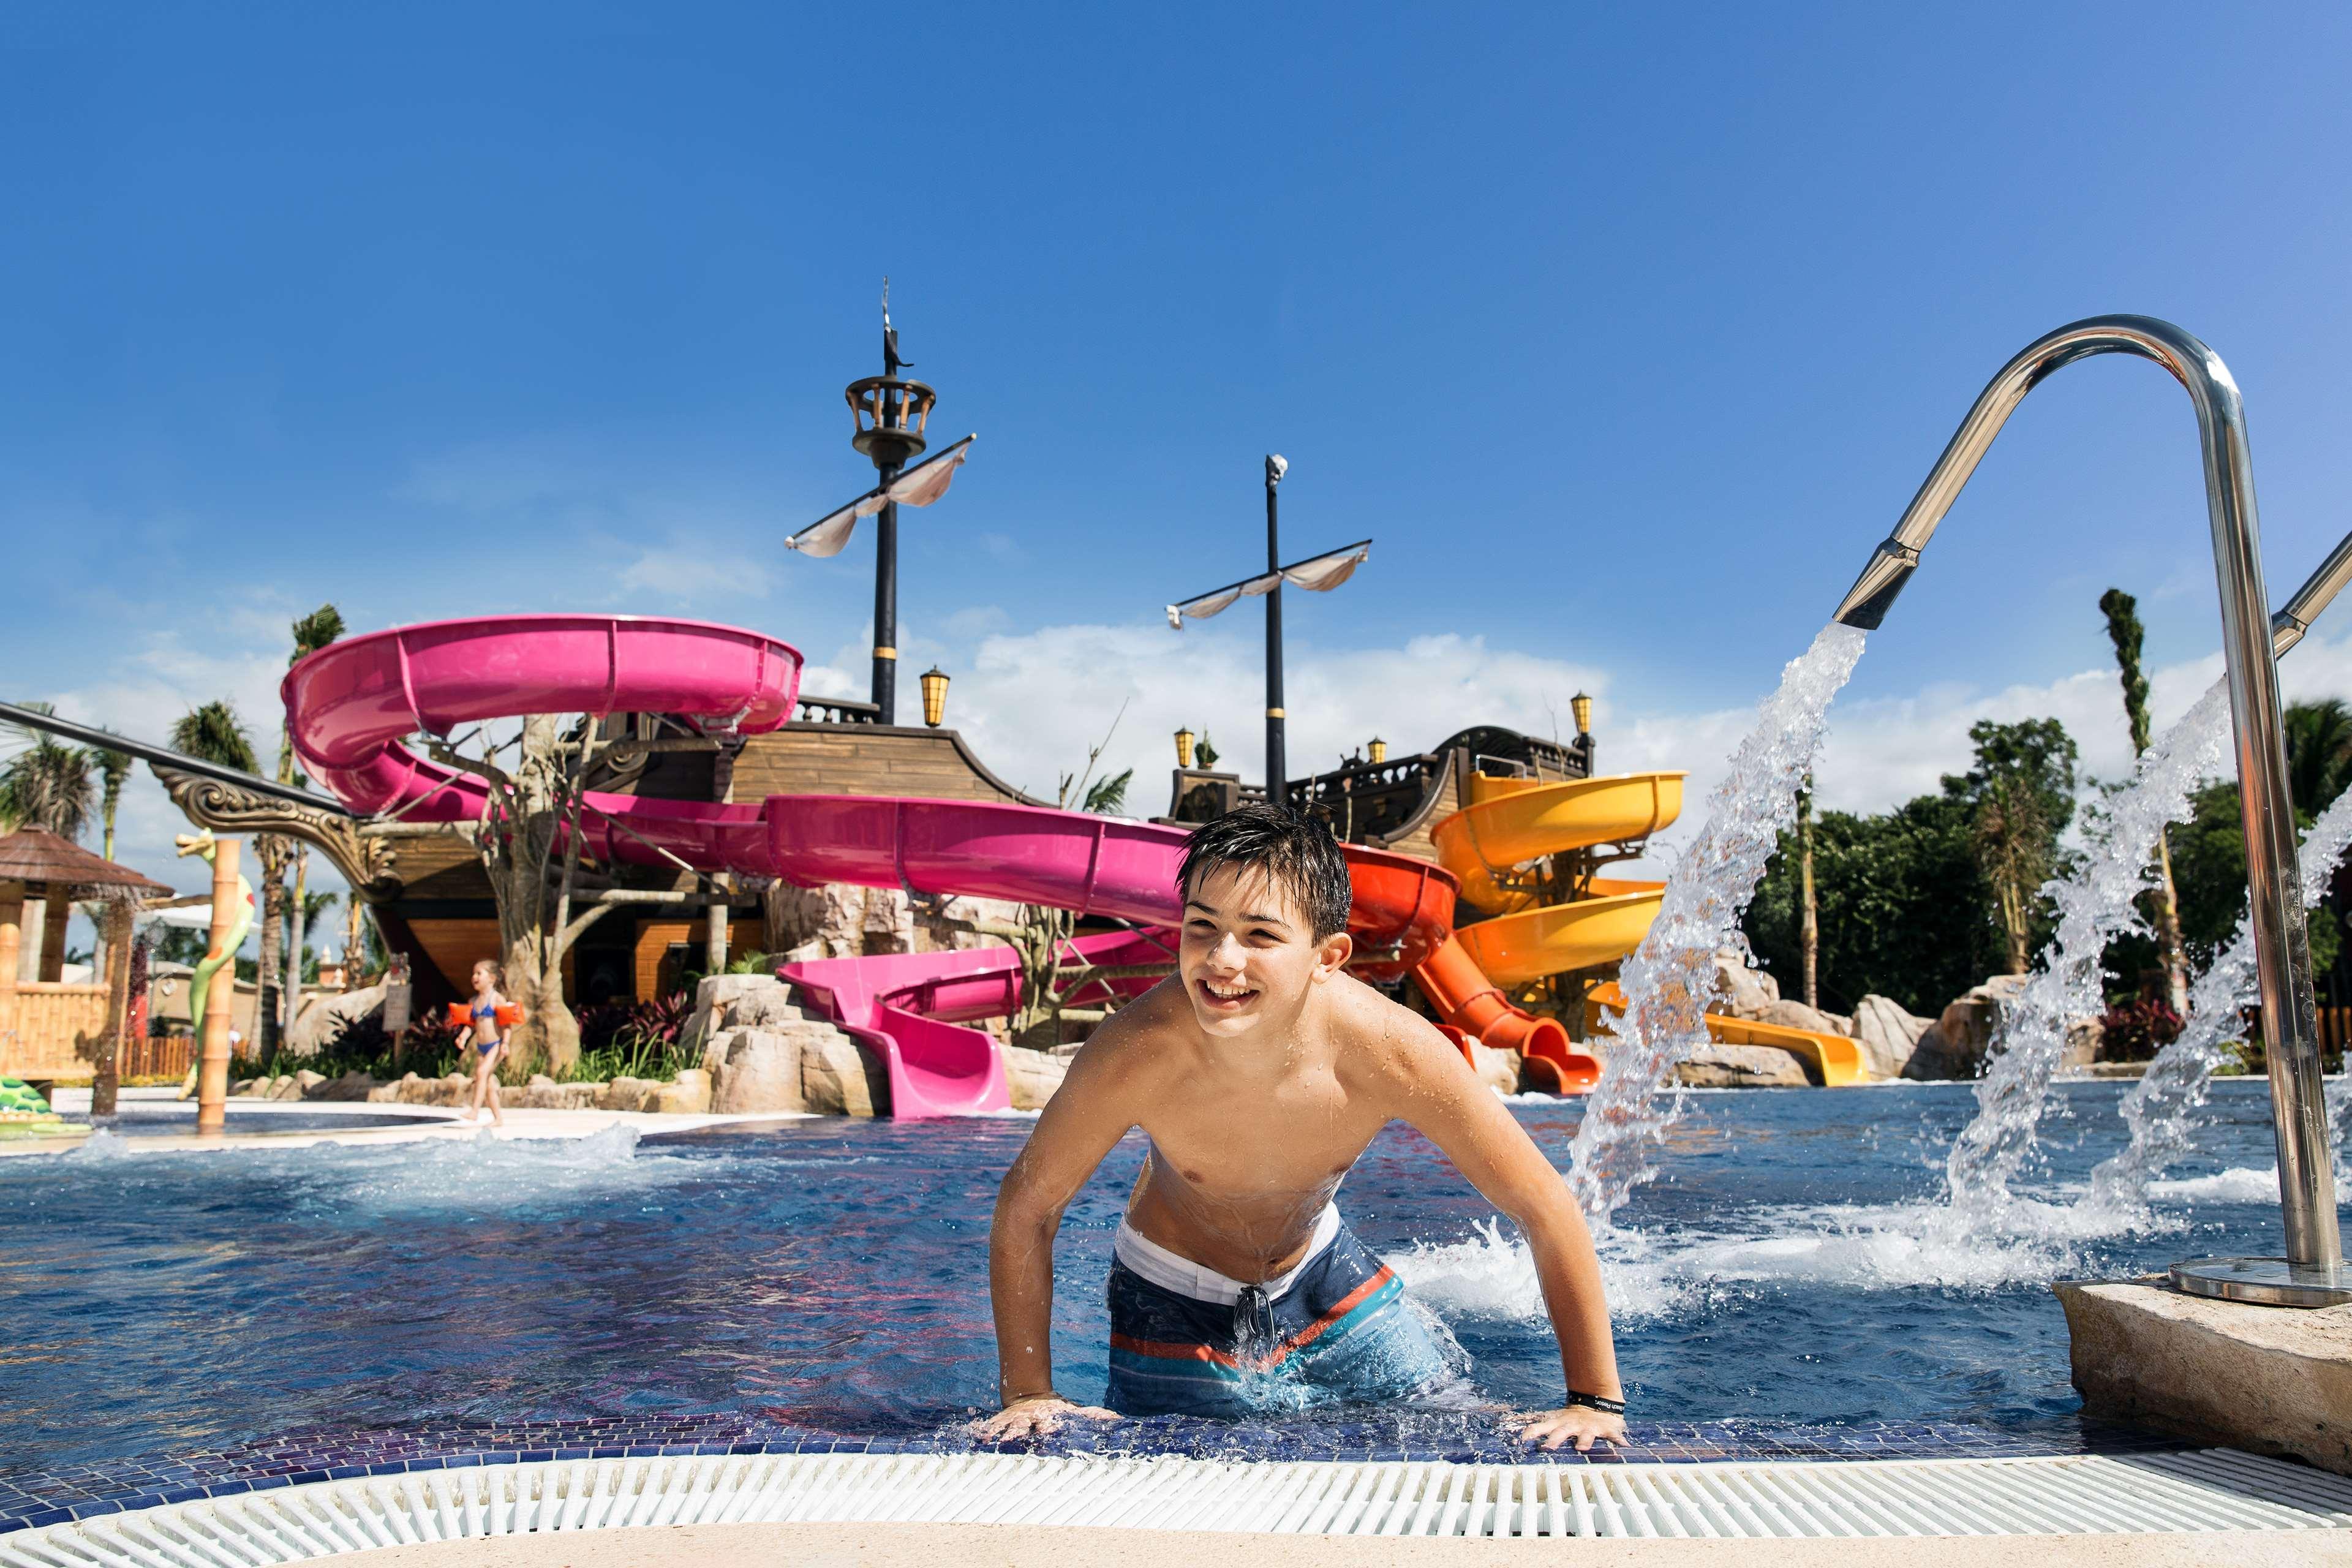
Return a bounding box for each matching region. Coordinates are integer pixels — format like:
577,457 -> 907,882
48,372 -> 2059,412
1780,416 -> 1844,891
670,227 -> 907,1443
1104,1207 -> 1450,1418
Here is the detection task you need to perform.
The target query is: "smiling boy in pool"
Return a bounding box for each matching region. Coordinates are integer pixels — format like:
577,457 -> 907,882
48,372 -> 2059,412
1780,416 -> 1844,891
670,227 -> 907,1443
980,803 -> 1626,1450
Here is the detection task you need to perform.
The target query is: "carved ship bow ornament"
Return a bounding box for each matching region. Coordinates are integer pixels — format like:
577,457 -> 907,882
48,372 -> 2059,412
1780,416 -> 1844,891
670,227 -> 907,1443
151,765 -> 403,903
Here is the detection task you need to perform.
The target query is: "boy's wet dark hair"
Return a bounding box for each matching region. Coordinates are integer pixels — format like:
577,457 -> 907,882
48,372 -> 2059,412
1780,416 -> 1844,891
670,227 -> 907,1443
1178,802 -> 1352,942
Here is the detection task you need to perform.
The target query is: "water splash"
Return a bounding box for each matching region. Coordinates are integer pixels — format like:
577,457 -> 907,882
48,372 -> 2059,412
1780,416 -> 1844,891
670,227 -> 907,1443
1386,1197 -> 2100,1334
2332,1072 -> 2351,1182
1564,623 -> 1866,1226
1943,679 -> 2233,1227
2083,771 -> 2352,1218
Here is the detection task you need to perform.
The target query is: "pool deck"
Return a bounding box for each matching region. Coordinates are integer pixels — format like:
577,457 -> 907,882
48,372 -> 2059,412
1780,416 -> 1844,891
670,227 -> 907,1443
344,1520 -> 2352,1566
2,1088 -> 809,1158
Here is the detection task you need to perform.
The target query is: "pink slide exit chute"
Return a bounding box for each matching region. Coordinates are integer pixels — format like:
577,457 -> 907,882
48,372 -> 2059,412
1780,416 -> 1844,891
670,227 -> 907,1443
776,929 -> 1178,1119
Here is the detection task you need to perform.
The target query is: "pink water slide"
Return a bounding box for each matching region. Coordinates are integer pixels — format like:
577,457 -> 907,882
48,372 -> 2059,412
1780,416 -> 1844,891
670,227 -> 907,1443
283,614 -> 1462,1118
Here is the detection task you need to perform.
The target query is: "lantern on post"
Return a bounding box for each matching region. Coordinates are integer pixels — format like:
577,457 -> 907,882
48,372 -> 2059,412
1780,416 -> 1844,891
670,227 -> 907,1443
919,666 -> 951,728
1174,726 -> 1196,769
1368,737 -> 1387,766
1571,692 -> 1593,737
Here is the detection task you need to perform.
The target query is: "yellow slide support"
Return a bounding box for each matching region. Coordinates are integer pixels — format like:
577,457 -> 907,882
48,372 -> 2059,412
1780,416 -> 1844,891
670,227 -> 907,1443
1585,981 -> 1871,1087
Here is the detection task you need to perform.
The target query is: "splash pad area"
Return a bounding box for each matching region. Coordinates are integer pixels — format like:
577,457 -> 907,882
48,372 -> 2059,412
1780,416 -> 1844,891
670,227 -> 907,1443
4,1082 -> 2349,1558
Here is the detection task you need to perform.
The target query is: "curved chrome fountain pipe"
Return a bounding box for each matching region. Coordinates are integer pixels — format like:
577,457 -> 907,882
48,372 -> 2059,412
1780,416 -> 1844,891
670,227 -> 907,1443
2271,528 -> 2352,657
1833,314 -> 2344,1303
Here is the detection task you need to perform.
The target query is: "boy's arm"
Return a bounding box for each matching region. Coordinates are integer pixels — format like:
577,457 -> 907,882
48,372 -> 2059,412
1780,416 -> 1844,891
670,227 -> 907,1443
1376,1009 -> 1626,1450
978,1024 -> 1149,1438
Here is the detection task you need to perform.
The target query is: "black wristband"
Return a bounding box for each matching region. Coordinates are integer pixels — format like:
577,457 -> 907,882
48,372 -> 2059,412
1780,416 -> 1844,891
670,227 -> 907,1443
1564,1390 -> 1626,1415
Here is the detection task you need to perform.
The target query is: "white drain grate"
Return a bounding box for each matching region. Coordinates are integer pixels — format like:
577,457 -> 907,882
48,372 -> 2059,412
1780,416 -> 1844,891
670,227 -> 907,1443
4,1448 -> 2349,1563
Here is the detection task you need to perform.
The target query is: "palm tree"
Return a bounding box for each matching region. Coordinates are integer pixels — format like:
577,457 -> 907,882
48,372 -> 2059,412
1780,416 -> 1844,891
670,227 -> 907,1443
92,741 -> 132,860
266,606 -> 344,1049
168,702 -> 259,774
2,703 -> 98,984
2100,589 -> 2188,1011
1,703 -> 96,841
2283,698 -> 2352,820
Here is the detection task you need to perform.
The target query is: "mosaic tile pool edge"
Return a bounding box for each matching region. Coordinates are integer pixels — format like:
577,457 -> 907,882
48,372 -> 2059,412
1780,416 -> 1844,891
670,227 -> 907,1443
0,1413 -> 2188,1535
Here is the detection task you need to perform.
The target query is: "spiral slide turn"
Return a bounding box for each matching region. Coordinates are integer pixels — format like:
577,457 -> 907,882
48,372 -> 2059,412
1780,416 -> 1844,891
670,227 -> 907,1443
1428,769 -> 1867,1087
282,616 -> 1477,1116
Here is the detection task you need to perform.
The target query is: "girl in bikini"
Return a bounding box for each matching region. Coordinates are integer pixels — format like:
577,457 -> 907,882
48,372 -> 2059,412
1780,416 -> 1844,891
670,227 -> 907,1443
461,959 -> 508,1127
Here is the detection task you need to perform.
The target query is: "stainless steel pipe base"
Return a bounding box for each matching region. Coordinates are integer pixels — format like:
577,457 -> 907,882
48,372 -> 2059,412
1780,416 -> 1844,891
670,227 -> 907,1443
2171,1256 -> 2352,1308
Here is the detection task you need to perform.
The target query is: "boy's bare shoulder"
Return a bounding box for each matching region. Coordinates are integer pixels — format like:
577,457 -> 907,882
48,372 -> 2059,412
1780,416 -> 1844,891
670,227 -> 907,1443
1327,974 -> 1472,1091
1058,979 -> 1197,1091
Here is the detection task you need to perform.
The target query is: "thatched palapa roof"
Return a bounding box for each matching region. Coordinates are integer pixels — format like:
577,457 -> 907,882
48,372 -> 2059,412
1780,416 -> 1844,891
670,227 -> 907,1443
0,828 -> 173,896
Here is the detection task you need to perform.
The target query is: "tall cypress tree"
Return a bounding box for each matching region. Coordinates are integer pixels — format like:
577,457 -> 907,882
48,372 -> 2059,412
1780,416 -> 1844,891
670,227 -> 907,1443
2098,588 -> 2188,1010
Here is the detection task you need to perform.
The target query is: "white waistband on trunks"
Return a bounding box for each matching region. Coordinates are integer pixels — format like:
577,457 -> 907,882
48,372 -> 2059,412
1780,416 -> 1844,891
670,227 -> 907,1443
1112,1204 -> 1343,1306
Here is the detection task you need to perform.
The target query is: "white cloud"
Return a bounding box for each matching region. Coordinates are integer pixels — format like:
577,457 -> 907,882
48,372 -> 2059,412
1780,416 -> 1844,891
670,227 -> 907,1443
30,600 -> 2352,956
617,546 -> 774,602
927,618 -> 2352,864
945,605 -> 1011,638
941,623 -> 1610,808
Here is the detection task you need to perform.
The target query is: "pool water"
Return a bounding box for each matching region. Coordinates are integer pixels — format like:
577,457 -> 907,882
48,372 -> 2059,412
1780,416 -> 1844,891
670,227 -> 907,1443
0,1080 -> 2329,1489
62,1102 -> 448,1137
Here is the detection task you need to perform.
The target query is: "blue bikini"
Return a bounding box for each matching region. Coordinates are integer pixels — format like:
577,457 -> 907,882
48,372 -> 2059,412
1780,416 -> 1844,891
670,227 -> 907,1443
471,1000 -> 501,1056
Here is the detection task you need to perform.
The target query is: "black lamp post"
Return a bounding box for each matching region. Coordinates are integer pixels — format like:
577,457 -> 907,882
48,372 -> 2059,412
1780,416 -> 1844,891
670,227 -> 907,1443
843,295 -> 936,725
1263,454 -> 1289,796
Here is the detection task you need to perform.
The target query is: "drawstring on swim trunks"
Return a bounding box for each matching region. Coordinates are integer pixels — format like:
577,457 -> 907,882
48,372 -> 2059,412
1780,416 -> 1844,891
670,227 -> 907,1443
1234,1284 -> 1276,1365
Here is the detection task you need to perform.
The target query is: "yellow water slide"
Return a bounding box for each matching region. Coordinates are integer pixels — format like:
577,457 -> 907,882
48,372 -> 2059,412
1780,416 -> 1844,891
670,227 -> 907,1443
1430,771 -> 1869,1086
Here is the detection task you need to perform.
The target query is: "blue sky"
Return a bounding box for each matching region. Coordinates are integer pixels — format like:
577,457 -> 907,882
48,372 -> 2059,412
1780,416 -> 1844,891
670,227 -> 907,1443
8,4 -> 2352,911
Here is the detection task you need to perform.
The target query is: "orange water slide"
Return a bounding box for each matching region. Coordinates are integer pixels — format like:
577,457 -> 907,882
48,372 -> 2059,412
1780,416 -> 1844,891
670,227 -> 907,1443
1414,934 -> 1596,1092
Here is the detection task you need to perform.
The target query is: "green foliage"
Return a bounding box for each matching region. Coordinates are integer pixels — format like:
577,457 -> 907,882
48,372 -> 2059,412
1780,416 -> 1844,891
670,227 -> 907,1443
2098,589 -> 2153,756
1,703 -> 96,840
1747,792 -> 2000,1016
170,701 -> 258,774
2162,776 -> 2344,973
1194,731 -> 1219,770
567,993 -> 695,1082
2098,998 -> 2184,1061
92,743 -> 132,858
291,1006 -> 467,1081
1944,717 -> 2078,971
279,605 -> 346,782
1083,768 -> 1133,815
154,925 -> 210,967
2283,697 -> 2352,818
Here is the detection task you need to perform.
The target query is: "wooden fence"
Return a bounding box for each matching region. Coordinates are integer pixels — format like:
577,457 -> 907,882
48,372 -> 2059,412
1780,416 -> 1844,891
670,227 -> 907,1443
0,982 -> 108,1079
116,1035 -> 195,1079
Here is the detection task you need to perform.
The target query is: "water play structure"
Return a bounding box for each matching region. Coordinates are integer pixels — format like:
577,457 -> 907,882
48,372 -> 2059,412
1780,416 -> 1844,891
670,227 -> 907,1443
284,614 -> 1481,1117
1828,313 -> 2347,1306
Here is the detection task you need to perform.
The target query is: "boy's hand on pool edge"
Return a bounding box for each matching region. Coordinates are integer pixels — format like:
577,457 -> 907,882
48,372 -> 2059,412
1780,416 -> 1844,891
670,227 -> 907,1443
973,1395 -> 1118,1441
1510,1406 -> 1626,1453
